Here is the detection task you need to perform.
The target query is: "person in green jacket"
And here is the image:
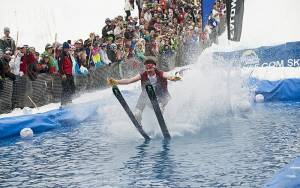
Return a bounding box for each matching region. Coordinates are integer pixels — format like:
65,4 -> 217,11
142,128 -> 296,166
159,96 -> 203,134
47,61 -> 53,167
41,43 -> 58,74
134,40 -> 145,62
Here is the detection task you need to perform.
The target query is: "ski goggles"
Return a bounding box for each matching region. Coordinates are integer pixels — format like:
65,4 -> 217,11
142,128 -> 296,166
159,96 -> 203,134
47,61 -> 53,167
4,51 -> 12,55
145,63 -> 155,70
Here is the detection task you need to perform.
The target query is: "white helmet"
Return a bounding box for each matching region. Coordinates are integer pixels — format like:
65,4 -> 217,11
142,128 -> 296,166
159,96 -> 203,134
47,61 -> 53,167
110,43 -> 117,50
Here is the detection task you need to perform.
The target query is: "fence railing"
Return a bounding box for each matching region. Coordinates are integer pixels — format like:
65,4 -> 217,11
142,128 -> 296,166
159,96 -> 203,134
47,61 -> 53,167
0,22 -> 226,114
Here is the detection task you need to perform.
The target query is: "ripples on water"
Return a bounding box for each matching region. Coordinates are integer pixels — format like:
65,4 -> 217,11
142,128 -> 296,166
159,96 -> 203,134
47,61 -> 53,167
1,102 -> 300,187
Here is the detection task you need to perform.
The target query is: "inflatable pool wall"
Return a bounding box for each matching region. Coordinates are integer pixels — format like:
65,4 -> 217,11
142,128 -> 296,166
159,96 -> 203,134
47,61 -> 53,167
0,101 -> 99,140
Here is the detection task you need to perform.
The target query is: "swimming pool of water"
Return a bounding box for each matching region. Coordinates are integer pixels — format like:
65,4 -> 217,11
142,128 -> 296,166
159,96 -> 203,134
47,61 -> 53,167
1,102 -> 300,187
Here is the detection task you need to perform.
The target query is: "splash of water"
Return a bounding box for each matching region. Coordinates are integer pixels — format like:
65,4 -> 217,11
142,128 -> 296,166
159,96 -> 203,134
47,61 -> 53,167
164,52 -> 253,136
97,52 -> 253,139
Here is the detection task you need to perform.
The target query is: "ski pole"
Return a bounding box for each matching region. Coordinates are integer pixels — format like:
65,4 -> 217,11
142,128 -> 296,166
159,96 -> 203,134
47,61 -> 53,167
15,31 -> 19,50
13,31 -> 19,64
27,96 -> 39,110
53,33 -> 57,58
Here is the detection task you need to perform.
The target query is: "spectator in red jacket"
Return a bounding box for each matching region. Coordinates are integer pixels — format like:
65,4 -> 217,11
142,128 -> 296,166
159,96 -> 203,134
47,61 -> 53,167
178,8 -> 186,25
20,45 -> 38,80
58,42 -> 76,105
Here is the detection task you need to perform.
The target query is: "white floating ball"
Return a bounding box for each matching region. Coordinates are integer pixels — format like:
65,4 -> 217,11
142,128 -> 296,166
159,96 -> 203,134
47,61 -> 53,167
255,94 -> 264,103
20,128 -> 34,138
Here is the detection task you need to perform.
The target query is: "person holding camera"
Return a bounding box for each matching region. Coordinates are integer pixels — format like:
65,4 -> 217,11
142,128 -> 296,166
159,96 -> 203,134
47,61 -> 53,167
0,48 -> 16,82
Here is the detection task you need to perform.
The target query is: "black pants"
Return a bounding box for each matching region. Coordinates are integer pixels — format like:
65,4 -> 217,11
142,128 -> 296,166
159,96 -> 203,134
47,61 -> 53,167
61,74 -> 76,105
125,10 -> 131,21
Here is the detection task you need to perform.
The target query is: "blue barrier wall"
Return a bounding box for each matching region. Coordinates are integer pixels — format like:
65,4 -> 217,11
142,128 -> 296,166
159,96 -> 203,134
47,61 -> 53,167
213,41 -> 300,67
250,78 -> 300,102
0,101 -> 99,139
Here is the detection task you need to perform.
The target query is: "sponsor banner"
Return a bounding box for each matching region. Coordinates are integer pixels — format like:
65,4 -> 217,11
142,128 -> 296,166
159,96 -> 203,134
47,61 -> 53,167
226,0 -> 244,41
202,0 -> 217,31
213,41 -> 300,67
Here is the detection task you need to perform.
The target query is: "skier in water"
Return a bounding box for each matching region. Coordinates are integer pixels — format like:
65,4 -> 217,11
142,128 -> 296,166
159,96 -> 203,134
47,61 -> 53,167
107,56 -> 181,122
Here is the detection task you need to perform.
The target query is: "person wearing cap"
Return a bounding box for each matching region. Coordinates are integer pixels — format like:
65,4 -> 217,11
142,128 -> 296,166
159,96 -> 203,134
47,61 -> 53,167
107,56 -> 181,122
19,45 -> 38,80
102,18 -> 115,40
135,40 -> 146,62
90,41 -> 102,68
0,27 -> 16,54
41,43 -> 58,74
11,45 -> 25,76
58,42 -> 76,105
73,40 -> 85,67
76,50 -> 88,68
107,42 -> 118,63
0,48 -> 16,82
99,43 -> 112,65
37,54 -> 50,73
83,33 -> 97,67
84,32 -> 96,48
28,47 -> 39,61
74,39 -> 84,54
124,26 -> 134,41
114,21 -> 125,38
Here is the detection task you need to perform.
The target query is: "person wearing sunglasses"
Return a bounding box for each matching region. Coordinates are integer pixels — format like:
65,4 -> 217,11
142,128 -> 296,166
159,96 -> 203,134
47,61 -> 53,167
0,48 -> 16,84
107,56 -> 181,123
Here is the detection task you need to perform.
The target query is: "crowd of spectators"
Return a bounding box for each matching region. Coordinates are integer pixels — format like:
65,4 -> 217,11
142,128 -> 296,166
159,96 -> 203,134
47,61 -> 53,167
0,0 -> 226,105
